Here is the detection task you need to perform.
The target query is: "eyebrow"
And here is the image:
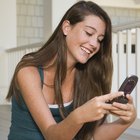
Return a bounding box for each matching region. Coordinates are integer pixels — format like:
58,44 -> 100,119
85,25 -> 105,36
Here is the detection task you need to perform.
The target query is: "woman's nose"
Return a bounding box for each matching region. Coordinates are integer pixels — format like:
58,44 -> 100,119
89,37 -> 98,48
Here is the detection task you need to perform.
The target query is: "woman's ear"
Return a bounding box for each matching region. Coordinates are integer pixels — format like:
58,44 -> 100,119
62,20 -> 71,35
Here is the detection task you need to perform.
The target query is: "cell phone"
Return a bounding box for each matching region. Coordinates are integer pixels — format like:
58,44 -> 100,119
108,75 -> 138,104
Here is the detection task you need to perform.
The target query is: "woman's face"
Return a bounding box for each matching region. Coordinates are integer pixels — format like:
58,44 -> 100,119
62,15 -> 106,65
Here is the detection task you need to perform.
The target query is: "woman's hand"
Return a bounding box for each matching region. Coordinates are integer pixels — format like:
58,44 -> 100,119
110,94 -> 137,125
75,92 -> 124,124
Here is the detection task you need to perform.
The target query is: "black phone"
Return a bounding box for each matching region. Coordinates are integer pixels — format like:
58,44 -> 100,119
108,75 -> 138,104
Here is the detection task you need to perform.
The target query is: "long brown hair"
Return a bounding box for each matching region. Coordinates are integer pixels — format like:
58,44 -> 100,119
6,1 -> 113,139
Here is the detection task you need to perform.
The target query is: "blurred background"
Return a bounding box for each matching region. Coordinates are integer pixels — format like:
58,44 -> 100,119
0,0 -> 140,140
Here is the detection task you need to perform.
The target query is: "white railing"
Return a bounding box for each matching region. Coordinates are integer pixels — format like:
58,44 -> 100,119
112,22 -> 140,119
110,22 -> 140,139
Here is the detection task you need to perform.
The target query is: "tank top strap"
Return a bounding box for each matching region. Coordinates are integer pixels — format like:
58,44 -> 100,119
38,66 -> 44,87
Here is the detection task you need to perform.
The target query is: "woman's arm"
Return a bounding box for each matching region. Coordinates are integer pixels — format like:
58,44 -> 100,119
43,92 -> 126,140
94,94 -> 137,140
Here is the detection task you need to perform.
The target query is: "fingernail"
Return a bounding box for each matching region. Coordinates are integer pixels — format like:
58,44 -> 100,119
120,91 -> 124,95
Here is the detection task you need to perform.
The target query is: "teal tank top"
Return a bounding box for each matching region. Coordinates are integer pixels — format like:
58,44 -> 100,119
8,67 -> 73,140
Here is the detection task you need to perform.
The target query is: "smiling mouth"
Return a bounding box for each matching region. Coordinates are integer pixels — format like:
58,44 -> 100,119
80,46 -> 92,54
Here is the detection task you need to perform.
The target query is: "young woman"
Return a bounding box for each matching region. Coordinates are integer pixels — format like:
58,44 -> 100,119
6,1 -> 136,140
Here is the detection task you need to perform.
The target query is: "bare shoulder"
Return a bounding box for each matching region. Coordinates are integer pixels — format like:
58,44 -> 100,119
17,66 -> 39,79
17,66 -> 38,76
17,66 -> 41,88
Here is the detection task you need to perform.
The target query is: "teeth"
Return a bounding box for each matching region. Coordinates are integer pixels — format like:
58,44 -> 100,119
81,47 -> 90,54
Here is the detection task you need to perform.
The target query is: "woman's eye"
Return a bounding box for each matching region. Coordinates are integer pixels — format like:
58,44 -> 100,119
85,31 -> 92,36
